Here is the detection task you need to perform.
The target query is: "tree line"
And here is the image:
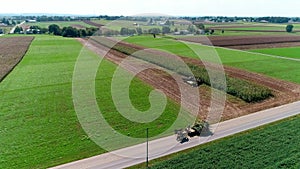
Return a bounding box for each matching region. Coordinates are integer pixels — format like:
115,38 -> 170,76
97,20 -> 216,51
255,17 -> 290,23
1,18 -> 19,26
48,24 -> 99,37
14,24 -> 99,37
181,16 -> 296,23
12,15 -> 91,22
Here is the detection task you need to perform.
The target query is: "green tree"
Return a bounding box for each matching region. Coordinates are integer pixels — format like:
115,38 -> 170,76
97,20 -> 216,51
162,26 -> 171,34
148,18 -> 154,25
32,29 -> 38,34
62,27 -> 80,37
14,26 -> 22,33
5,20 -> 10,25
48,24 -> 61,35
204,28 -> 210,34
120,27 -> 128,35
80,29 -> 87,37
286,24 -> 294,33
128,29 -> 136,35
40,28 -> 48,34
187,25 -> 196,33
86,27 -> 99,36
195,23 -> 205,30
148,28 -> 161,34
165,20 -> 171,26
136,27 -> 143,35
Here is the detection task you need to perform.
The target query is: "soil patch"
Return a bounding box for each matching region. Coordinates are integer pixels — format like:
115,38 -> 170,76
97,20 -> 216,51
0,36 -> 34,82
178,35 -> 300,50
83,20 -> 104,27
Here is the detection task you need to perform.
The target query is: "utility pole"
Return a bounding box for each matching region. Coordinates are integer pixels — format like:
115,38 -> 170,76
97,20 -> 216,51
146,128 -> 149,168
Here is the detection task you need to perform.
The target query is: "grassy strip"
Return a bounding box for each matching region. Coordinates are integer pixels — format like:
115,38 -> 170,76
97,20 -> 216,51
130,115 -> 300,169
92,37 -> 272,103
250,47 -> 300,59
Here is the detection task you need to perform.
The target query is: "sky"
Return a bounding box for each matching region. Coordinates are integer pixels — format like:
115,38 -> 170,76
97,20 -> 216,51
1,0 -> 300,17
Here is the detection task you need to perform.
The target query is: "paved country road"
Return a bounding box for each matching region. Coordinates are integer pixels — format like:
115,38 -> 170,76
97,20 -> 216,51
9,21 -> 25,34
50,101 -> 300,169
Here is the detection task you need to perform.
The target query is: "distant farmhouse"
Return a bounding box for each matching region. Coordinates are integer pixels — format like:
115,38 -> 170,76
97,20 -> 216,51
25,19 -> 37,23
259,20 -> 269,23
26,28 -> 40,34
174,30 -> 191,35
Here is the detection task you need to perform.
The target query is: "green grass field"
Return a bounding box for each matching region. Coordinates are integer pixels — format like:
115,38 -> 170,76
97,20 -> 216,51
131,115 -> 300,169
97,19 -> 191,33
0,35 -> 192,168
124,35 -> 300,84
103,20 -> 166,32
0,35 -> 103,168
251,47 -> 300,59
27,21 -> 92,28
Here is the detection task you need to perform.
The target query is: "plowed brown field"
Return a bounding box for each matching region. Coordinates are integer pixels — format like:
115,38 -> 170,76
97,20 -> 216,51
178,35 -> 300,49
0,36 -> 34,82
83,20 -> 104,27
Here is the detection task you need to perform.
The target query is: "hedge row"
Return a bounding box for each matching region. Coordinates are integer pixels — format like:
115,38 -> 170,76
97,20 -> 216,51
189,65 -> 273,103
